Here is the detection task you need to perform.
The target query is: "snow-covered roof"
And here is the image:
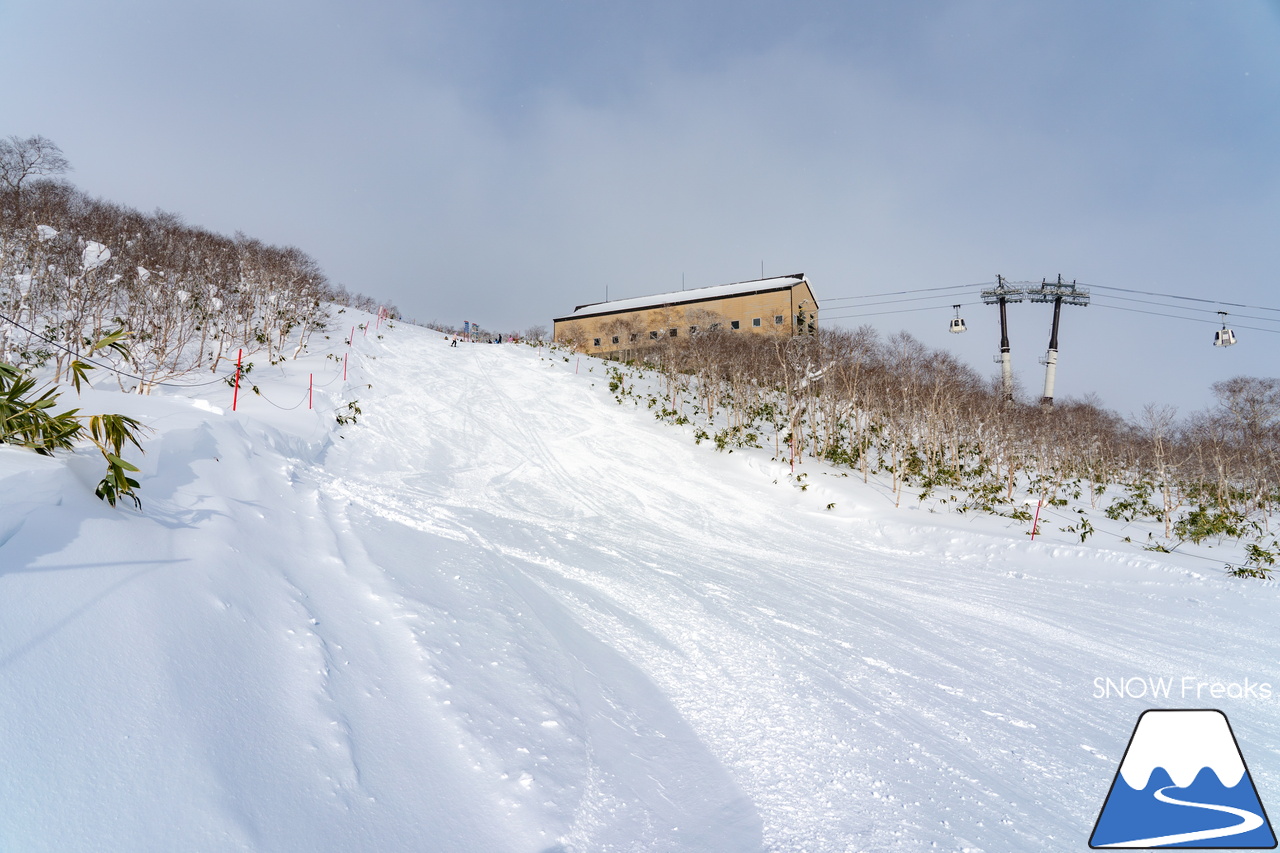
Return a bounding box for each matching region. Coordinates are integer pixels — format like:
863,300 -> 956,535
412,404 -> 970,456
557,273 -> 812,321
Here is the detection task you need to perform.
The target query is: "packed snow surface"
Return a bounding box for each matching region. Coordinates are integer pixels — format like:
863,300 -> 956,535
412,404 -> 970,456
1,316 -> 1277,852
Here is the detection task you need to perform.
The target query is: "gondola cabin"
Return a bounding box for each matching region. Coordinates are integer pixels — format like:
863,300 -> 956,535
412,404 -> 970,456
1214,312 -> 1237,347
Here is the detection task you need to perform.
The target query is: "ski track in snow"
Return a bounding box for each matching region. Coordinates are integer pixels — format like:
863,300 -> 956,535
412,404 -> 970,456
316,330 -> 1280,852
1,317 -> 1278,852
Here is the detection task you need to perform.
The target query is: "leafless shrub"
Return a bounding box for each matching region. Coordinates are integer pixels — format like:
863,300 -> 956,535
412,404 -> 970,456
0,149 -> 387,389
618,326 -> 1278,546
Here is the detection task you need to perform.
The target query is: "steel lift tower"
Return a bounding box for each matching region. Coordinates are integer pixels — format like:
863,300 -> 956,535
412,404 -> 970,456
1027,275 -> 1089,410
980,275 -> 1025,403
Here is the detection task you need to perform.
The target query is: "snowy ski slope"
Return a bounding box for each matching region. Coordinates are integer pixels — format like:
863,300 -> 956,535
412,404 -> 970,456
1,315 -> 1276,852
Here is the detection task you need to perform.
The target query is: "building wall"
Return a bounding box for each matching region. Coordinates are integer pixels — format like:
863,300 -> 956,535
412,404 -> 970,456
553,282 -> 817,356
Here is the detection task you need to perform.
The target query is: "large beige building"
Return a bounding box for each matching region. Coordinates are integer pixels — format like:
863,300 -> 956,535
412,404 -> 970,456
553,273 -> 818,357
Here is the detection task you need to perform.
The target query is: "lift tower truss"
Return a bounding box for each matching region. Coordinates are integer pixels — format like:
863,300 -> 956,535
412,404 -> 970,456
1026,275 -> 1089,410
980,275 -> 1026,403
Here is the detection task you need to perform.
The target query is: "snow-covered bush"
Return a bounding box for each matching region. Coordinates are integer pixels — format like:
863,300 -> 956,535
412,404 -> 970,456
604,328 -> 1280,555
1,156 -> 393,389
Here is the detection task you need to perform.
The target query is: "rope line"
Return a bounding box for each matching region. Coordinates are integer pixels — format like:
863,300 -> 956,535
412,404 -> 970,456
1,304 -> 380,422
249,384 -> 312,411
1032,503 -> 1261,567
0,310 -> 233,388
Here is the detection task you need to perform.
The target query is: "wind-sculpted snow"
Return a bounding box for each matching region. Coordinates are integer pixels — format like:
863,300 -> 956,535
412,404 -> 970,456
0,315 -> 1277,852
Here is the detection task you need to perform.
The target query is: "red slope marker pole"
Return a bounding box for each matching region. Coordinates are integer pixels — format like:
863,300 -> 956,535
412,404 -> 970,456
309,373 -> 313,409
1030,499 -> 1043,540
232,348 -> 242,412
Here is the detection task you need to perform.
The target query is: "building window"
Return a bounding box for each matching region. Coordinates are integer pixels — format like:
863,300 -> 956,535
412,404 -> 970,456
593,338 -> 601,347
630,333 -> 639,343
669,328 -> 678,337
774,315 -> 784,325
752,318 -> 762,327
730,320 -> 740,330
650,330 -> 658,339
689,325 -> 698,335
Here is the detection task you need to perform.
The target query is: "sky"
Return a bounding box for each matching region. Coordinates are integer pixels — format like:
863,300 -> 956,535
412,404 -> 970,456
2,0 -> 1278,413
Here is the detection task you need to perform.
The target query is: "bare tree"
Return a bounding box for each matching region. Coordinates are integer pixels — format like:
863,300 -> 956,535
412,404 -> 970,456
1211,377 -> 1280,445
1139,403 -> 1181,538
0,135 -> 72,225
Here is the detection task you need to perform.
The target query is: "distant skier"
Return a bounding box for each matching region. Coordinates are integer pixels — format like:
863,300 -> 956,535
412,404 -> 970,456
450,337 -> 458,347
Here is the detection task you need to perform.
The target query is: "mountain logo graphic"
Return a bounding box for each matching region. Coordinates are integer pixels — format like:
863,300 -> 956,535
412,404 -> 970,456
1090,709 -> 1276,848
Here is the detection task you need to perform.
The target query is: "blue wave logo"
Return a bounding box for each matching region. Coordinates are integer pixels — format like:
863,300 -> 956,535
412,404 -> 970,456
1091,710 -> 1276,848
